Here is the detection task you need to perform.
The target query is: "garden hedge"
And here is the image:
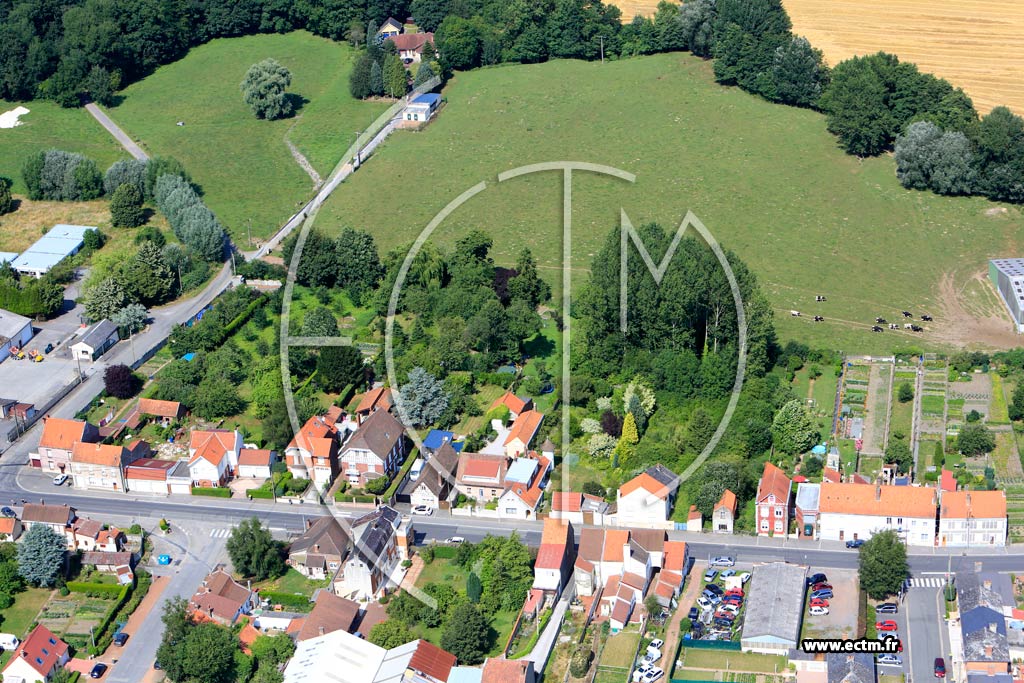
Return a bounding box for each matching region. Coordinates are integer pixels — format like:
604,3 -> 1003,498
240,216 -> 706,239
191,487 -> 232,497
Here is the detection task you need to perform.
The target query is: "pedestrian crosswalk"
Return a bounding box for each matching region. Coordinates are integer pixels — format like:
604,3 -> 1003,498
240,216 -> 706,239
210,528 -> 231,538
905,577 -> 945,588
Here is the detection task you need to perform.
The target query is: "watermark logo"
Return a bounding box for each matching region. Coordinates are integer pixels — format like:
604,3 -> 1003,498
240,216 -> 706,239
280,161 -> 746,606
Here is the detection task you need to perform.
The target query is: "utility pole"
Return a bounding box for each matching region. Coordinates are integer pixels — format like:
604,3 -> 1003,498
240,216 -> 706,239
598,36 -> 605,64
247,218 -> 253,248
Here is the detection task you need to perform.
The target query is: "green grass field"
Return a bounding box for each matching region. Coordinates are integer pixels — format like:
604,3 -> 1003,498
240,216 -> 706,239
111,31 -> 387,243
0,100 -> 127,195
598,630 -> 641,669
315,52 -> 1023,352
680,648 -> 786,673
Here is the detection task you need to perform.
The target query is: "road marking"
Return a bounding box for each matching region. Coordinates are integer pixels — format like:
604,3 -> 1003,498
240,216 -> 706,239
210,528 -> 231,538
906,577 -> 945,588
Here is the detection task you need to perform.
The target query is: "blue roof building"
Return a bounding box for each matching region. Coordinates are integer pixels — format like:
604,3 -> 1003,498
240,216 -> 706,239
423,429 -> 454,452
505,457 -> 539,485
11,224 -> 92,278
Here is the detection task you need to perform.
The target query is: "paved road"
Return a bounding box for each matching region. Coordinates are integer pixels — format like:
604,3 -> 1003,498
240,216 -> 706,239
905,585 -> 947,683
84,103 -> 149,161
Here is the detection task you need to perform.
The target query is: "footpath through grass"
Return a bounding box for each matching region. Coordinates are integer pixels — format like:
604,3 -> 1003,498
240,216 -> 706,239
318,52 -> 1019,353
112,31 -> 387,243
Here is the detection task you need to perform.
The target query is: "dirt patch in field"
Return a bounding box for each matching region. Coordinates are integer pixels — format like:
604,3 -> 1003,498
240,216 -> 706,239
932,271 -> 1022,349
0,197 -> 112,253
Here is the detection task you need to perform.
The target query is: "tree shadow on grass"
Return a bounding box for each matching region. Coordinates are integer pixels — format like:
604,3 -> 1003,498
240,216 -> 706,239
285,93 -> 309,118
523,333 -> 555,360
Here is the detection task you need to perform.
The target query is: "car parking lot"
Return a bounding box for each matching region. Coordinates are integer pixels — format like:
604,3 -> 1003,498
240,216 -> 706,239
801,568 -> 860,639
688,562 -> 751,644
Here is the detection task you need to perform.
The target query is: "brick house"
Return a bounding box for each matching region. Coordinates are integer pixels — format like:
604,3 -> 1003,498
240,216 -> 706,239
755,462 -> 792,536
31,417 -> 99,473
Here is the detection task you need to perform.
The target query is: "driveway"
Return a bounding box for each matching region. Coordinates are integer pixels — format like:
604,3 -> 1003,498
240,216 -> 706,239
85,103 -> 148,160
802,568 -> 859,639
905,584 -> 947,683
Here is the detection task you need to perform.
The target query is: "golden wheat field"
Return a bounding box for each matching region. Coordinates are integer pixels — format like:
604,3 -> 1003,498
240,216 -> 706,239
782,0 -> 1024,115
607,0 -> 1024,115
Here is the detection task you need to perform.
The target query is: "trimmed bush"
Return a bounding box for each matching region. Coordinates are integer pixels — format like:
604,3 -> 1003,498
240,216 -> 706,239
260,591 -> 313,611
191,487 -> 232,498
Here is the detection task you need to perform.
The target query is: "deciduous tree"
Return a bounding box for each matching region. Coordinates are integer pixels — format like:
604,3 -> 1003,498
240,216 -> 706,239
110,183 -> 145,228
440,603 -> 491,664
859,529 -> 908,599
226,518 -> 285,580
105,364 -> 141,399
369,619 -> 415,648
771,399 -> 817,454
241,58 -> 293,120
17,525 -> 66,587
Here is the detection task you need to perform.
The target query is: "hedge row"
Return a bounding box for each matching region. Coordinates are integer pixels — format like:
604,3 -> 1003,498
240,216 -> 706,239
66,581 -> 124,598
248,488 -> 274,500
260,591 -> 313,611
433,546 -> 458,560
192,487 -> 232,497
223,296 -> 267,338
383,448 -> 419,501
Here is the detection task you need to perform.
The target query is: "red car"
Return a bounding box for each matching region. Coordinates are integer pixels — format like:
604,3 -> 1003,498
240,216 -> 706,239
724,589 -> 744,598
876,620 -> 898,631
811,582 -> 833,592
810,598 -> 829,608
934,658 -> 946,678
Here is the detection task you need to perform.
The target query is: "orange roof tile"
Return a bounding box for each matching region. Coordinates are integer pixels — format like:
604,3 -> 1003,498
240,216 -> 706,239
238,448 -> 272,467
39,418 -> 91,451
541,518 -> 571,545
409,640 -> 456,682
465,459 -> 502,479
757,462 -> 792,504
0,518 -> 16,535
482,658 -> 534,683
941,490 -> 1006,519
602,530 -> 629,562
819,482 -> 935,518
72,441 -> 127,467
356,386 -> 392,414
940,469 -> 957,492
552,492 -> 583,513
138,398 -> 183,419
662,541 -> 687,573
490,391 -> 531,416
189,430 -> 237,466
619,471 -> 674,500
823,467 -> 842,483
715,489 -> 737,514
503,410 -> 544,448
3,625 -> 68,678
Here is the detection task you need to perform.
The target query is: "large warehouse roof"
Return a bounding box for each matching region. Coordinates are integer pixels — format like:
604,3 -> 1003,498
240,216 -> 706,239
741,562 -> 806,647
11,224 -> 92,275
0,309 -> 31,344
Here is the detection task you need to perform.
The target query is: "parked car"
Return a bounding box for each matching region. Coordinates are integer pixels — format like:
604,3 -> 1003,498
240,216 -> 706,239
688,607 -> 699,620
720,569 -> 736,578
704,584 -> 724,596
52,474 -> 68,486
632,663 -> 654,682
703,569 -> 718,582
811,582 -> 833,591
934,658 -> 946,678
846,539 -> 865,549
882,635 -> 903,652
809,605 -> 829,616
724,588 -> 743,597
877,654 -> 903,666
0,507 -> 14,517
809,598 -> 829,608
446,536 -> 465,544
713,617 -> 735,628
738,572 -> 751,584
876,603 -> 899,614
113,632 -> 129,646
718,604 -> 740,615
643,668 -> 664,683
648,639 -> 664,651
697,597 -> 713,611
876,620 -> 898,631
643,651 -> 662,664
89,663 -> 108,678
705,594 -> 722,606
411,505 -> 433,516
711,556 -> 735,567
810,589 -> 834,600
722,596 -> 743,606
807,573 -> 828,585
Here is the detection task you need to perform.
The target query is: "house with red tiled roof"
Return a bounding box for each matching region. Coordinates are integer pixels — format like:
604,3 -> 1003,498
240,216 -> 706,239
532,518 -> 575,596
818,482 -> 936,546
237,448 -> 275,479
125,458 -> 192,495
686,505 -> 702,531
68,517 -> 123,552
822,467 -> 842,483
599,576 -> 638,633
713,489 -> 737,534
388,32 -> 435,63
940,469 -> 957,493
756,462 -> 792,536
482,657 -> 537,683
137,398 -> 184,425
69,439 -> 149,492
455,453 -> 508,501
496,455 -> 550,520
296,591 -> 360,641
939,490 -> 1007,547
21,504 -> 75,536
503,410 -> 544,458
188,429 -> 242,487
1,624 -> 69,683
550,491 -> 611,525
490,391 -> 533,420
287,414 -> 341,488
354,386 -> 393,424
339,408 -> 407,487
31,417 -> 98,473
0,516 -> 22,542
190,569 -> 258,625
616,464 -> 678,528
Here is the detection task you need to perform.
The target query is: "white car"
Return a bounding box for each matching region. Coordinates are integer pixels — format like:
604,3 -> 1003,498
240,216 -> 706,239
642,667 -> 664,683
720,569 -> 736,578
809,605 -> 829,616
718,604 -> 740,615
446,536 -> 466,544
632,663 -> 653,682
643,650 -> 662,664
877,654 -> 903,666
711,556 -> 735,567
52,474 -> 68,486
697,597 -> 713,611
738,572 -> 751,584
411,505 -> 433,516
648,639 -> 664,651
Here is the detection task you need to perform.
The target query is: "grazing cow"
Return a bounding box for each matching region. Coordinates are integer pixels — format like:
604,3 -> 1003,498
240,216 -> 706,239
872,326 -> 884,332
815,295 -> 828,302
889,323 -> 898,330
813,315 -> 824,322
791,310 -> 801,317
875,317 -> 887,324
911,325 -> 923,332
904,323 -> 913,329
902,311 -> 912,318
921,314 -> 933,321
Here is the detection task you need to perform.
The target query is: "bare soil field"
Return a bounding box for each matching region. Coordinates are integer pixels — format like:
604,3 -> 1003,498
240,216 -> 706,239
782,0 -> 1024,115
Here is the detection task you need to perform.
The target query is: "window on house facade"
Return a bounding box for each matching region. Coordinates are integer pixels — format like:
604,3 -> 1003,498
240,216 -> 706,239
505,508 -> 517,515
886,517 -> 892,525
774,508 -> 783,518
760,520 -> 769,531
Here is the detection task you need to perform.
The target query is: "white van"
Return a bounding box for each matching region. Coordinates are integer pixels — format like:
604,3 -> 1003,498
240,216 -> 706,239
0,633 -> 19,650
410,458 -> 424,481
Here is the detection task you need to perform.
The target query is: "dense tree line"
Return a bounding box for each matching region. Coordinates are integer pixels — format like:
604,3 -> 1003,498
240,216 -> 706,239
154,174 -> 227,261
349,32 -> 419,99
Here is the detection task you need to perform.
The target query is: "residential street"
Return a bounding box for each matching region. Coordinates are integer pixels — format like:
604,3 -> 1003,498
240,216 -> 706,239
905,584 -> 949,683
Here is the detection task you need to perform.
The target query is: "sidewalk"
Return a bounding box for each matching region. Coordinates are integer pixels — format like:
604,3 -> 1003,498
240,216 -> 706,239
101,575 -> 171,680
666,561 -> 707,674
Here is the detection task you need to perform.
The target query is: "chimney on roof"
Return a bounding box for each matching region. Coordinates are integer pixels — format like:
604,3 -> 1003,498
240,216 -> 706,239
985,645 -> 993,658
209,606 -> 215,616
984,579 -> 992,590
875,485 -> 881,502
314,544 -> 320,552
319,625 -> 325,636
307,518 -> 314,529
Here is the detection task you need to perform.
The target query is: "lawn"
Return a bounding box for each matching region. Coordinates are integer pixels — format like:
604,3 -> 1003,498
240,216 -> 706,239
991,373 -> 1010,423
680,648 -> 786,673
315,51 -> 1021,353
921,394 -> 945,417
598,630 -> 641,669
0,587 -> 52,666
889,389 -> 914,441
0,99 -> 127,195
256,568 -> 328,597
111,31 -> 387,244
